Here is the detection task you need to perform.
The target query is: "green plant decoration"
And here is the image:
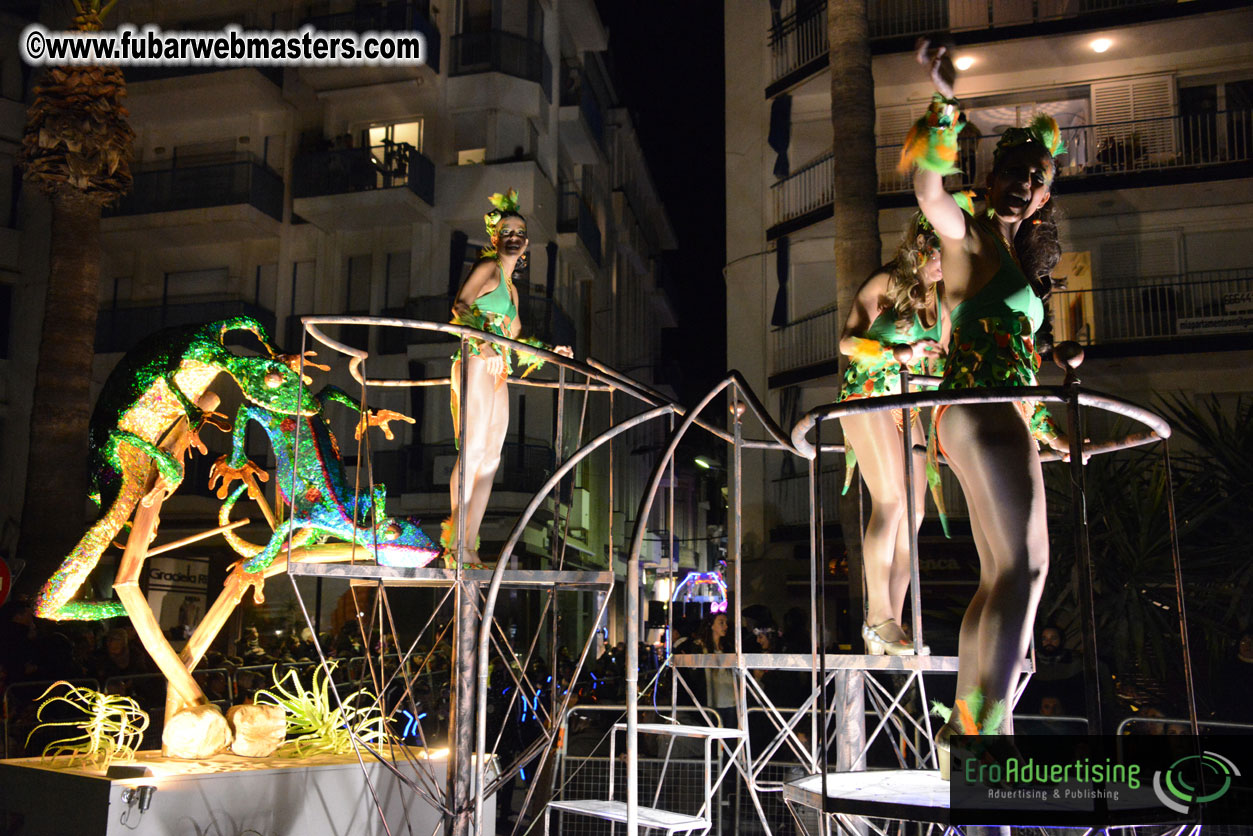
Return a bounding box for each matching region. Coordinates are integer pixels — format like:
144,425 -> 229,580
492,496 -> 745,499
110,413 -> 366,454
26,681 -> 150,771
254,662 -> 390,756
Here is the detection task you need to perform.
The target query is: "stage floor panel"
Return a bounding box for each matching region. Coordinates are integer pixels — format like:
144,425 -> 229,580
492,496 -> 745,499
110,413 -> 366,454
0,747 -> 487,836
784,769 -> 952,823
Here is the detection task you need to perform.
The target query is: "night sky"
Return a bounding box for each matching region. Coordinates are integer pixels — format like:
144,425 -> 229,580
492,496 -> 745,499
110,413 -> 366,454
596,1 -> 727,403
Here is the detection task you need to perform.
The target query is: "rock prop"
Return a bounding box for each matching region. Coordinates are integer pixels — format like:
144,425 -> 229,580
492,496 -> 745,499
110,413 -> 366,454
163,704 -> 231,759
227,703 -> 286,757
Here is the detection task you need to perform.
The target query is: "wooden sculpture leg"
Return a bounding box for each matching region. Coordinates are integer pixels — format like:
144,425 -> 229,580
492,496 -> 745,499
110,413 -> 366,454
111,396 -> 220,734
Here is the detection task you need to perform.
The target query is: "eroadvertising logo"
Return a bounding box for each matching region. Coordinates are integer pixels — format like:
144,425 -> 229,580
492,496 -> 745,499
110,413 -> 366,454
1152,751 -> 1240,814
951,735 -> 1251,826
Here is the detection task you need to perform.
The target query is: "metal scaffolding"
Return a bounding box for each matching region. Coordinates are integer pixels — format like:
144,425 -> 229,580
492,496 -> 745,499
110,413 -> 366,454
269,319 -> 1192,835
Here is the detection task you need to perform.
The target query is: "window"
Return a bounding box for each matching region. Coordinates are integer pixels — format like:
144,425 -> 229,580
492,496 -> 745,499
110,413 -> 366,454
385,251 -> 411,308
963,95 -> 1091,174
365,120 -> 424,154
1180,77 -> 1253,163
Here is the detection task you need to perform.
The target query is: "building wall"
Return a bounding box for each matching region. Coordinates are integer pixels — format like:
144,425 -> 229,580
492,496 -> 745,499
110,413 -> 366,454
2,0 -> 689,642
728,1 -> 1253,616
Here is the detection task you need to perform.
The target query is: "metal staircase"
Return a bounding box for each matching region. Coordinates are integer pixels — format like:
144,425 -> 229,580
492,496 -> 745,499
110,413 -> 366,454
546,721 -> 745,834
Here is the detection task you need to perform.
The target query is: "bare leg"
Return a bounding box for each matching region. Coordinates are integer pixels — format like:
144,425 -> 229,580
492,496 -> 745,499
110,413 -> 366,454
449,355 -> 511,562
938,403 -> 1049,728
842,410 -> 927,639
887,443 -> 930,621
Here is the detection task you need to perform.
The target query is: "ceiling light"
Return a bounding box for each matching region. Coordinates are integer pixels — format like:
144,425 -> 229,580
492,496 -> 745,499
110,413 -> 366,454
954,55 -> 976,71
1091,38 -> 1112,53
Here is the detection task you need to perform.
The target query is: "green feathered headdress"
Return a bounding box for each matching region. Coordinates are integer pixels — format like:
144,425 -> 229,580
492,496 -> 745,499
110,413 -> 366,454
481,188 -> 522,259
994,114 -> 1067,167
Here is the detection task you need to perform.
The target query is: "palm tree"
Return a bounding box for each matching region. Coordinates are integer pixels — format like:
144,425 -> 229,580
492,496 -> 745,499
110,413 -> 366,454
829,0 -> 882,643
1041,395 -> 1253,717
15,0 -> 134,597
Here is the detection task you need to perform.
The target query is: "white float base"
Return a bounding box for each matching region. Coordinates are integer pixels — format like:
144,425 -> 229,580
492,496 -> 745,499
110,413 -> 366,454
0,747 -> 494,836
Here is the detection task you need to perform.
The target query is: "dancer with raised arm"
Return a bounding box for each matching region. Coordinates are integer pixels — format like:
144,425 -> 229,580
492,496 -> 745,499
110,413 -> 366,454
904,40 -> 1070,772
837,214 -> 947,656
445,190 -> 572,566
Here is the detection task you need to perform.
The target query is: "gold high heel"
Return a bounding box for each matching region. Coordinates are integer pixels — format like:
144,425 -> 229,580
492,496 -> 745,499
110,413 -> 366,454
935,723 -> 953,780
862,619 -> 929,656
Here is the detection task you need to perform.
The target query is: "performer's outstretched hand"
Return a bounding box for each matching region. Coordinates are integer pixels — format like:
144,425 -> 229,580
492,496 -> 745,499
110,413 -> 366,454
915,37 -> 956,99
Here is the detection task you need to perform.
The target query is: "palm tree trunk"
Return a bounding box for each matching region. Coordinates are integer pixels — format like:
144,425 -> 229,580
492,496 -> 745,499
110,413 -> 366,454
829,0 -> 881,644
15,192 -> 102,598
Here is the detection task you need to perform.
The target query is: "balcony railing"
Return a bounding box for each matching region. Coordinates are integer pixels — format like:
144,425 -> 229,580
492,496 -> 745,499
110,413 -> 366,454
771,302 -> 840,376
875,110 -> 1253,195
771,111 -> 1253,231
558,190 -> 602,266
1050,269 -> 1253,346
305,0 -> 440,73
561,60 -> 606,148
772,151 -> 834,227
769,0 -> 1193,89
97,300 -> 276,354
293,141 -> 436,205
108,154 -> 283,221
450,30 -> 552,101
768,0 -> 828,89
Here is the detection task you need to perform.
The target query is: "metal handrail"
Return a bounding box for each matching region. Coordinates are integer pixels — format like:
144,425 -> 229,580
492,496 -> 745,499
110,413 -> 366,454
791,384 -> 1172,459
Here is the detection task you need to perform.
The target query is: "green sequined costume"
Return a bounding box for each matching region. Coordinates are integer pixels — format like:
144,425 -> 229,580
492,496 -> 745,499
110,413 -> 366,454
927,220 -> 1061,534
838,306 -> 943,493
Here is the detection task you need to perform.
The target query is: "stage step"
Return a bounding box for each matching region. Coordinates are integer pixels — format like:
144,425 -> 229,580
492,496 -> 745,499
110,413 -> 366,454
547,799 -> 709,833
614,721 -> 745,740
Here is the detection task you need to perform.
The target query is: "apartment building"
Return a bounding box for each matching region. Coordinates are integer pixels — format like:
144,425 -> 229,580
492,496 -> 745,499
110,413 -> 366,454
2,0 -> 692,634
726,1 -> 1253,616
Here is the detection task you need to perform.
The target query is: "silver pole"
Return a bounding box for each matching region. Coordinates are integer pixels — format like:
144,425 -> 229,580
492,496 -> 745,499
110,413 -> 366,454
893,346 -> 924,654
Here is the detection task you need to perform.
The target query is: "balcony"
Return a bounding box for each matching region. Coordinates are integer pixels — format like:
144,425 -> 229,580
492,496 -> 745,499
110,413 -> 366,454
1050,269 -> 1253,349
306,0 -> 440,73
96,299 -> 276,354
102,154 -> 284,246
769,302 -> 840,386
292,141 -> 436,230
558,190 -> 602,267
767,0 -> 1221,94
769,110 -> 1253,238
559,61 -> 606,165
771,151 -> 834,233
450,30 -> 552,101
877,110 -> 1253,196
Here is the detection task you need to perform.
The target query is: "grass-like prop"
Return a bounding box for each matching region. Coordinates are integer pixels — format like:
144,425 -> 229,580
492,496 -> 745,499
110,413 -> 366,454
254,661 -> 390,756
26,681 -> 150,771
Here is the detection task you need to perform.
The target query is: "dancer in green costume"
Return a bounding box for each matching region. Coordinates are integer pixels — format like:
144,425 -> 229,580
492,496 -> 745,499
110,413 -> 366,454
446,190 -> 572,566
908,39 -> 1072,765
836,214 -> 947,656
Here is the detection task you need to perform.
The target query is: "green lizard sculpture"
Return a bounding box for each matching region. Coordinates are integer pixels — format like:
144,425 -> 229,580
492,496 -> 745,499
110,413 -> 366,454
35,316 -> 319,621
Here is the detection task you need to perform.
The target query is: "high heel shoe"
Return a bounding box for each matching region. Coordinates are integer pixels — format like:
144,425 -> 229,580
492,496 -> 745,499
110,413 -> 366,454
862,619 -> 929,656
935,723 -> 953,781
